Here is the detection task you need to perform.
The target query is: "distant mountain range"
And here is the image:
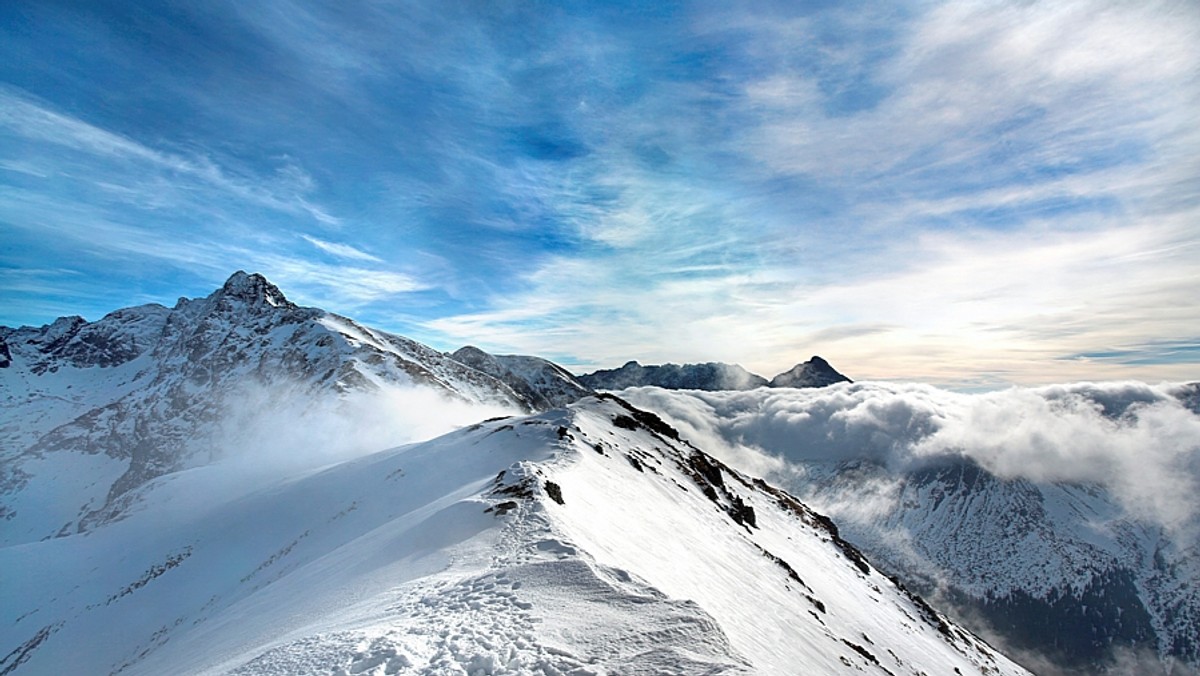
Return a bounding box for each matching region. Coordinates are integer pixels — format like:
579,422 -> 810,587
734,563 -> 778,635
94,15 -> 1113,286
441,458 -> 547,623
577,356 -> 851,392
0,272 -> 1026,675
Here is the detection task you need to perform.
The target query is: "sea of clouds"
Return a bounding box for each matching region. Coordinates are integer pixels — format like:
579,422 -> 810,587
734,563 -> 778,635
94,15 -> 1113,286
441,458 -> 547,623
621,381 -> 1200,535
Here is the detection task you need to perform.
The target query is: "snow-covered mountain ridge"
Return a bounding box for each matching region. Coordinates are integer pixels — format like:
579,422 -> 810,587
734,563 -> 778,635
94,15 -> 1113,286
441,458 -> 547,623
1,393 -> 1029,675
0,272 -> 590,545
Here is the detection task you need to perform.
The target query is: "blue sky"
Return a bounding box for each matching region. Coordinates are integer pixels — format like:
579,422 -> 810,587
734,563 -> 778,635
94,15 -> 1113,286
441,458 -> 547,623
2,0 -> 1198,387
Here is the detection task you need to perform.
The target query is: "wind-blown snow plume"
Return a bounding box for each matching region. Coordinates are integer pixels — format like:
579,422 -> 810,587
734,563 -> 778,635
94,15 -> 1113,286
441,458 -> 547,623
622,381 -> 1200,535
211,379 -> 521,472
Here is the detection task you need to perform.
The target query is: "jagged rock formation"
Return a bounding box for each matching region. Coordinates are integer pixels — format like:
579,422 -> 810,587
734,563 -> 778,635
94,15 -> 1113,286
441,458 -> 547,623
795,457 -> 1200,673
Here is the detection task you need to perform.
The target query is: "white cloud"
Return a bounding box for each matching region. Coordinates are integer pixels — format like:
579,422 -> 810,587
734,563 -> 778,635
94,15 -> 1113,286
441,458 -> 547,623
6,2 -> 1197,389
302,235 -> 383,262
741,2 -> 1200,180
0,88 -> 340,225
257,256 -> 430,307
414,2 -> 1200,387
0,185 -> 426,315
620,381 -> 1200,536
211,379 -> 518,472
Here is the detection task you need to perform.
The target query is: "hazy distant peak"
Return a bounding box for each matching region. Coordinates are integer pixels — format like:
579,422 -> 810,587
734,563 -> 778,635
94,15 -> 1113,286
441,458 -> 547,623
579,360 -> 769,391
579,357 -> 853,392
769,356 -> 851,389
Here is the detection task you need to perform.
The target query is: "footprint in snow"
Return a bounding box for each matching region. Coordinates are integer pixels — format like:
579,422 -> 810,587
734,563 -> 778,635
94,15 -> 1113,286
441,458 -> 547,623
533,539 -> 578,558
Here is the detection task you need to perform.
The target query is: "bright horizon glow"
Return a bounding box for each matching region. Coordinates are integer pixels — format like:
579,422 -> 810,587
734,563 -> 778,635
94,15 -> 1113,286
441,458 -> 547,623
2,1 -> 1198,388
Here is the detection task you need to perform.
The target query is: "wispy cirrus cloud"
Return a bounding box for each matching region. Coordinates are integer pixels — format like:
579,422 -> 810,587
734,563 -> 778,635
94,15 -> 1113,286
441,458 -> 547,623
425,206 -> 1199,385
0,86 -> 431,322
0,88 -> 340,225
301,235 -> 382,263
256,256 -> 429,308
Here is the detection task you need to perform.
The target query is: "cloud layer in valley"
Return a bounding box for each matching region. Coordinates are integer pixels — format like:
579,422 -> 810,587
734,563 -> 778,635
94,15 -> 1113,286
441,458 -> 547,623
621,381 -> 1200,535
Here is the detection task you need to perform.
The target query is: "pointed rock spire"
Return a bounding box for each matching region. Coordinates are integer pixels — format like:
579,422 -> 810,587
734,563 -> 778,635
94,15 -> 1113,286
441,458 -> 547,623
215,271 -> 292,310
769,356 -> 851,388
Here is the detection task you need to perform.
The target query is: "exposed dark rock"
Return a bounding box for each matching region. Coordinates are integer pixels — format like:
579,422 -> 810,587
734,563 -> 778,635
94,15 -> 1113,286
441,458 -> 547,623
840,639 -> 886,672
494,481 -> 534,501
755,544 -> 808,590
688,452 -> 725,490
595,393 -> 681,440
488,501 -> 519,516
101,547 -> 193,606
544,481 -> 564,505
812,512 -> 871,576
728,494 -> 756,528
612,414 -> 639,432
751,477 -> 873,576
0,622 -> 62,676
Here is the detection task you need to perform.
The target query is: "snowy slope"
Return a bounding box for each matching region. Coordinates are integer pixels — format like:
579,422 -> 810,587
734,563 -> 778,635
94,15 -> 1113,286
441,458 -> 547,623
0,395 -> 1028,675
0,273 -> 585,546
619,383 -> 1200,673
